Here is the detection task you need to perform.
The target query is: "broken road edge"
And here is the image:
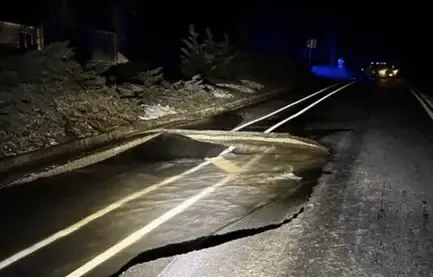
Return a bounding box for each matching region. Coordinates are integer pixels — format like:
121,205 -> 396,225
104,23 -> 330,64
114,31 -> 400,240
0,87 -> 289,185
0,88 -> 327,188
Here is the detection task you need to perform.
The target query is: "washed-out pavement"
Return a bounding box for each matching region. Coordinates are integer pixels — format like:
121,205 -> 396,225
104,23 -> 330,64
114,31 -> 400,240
123,82 -> 433,277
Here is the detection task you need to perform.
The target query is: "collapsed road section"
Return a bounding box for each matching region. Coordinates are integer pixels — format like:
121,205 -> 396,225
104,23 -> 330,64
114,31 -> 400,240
0,129 -> 327,277
0,81 -> 353,188
0,81 -> 356,277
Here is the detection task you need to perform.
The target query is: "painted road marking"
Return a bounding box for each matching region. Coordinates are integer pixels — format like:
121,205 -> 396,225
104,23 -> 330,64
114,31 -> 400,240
207,156 -> 241,173
420,94 -> 433,111
0,158 -> 214,271
265,82 -> 355,133
66,82 -> 354,277
0,82 -> 347,271
65,154 -> 265,277
232,83 -> 341,131
1,83 -> 339,189
421,93 -> 433,103
410,89 -> 433,120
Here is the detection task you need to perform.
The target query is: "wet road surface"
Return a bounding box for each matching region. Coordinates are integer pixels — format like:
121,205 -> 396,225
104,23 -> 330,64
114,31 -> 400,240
0,83 -> 344,277
122,81 -> 433,277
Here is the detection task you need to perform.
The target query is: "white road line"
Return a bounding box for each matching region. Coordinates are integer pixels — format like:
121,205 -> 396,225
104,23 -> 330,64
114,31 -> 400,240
410,89 -> 433,120
232,83 -> 341,131
265,82 -> 355,133
423,94 -> 433,103
0,160 -> 212,271
65,82 -> 354,277
66,154 -> 263,277
0,83 -> 342,272
420,94 -> 433,111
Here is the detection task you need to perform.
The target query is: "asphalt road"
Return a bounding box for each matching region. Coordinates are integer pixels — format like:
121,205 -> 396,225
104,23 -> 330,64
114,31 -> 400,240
2,80 -> 432,277
122,80 -> 433,277
0,83 -> 338,277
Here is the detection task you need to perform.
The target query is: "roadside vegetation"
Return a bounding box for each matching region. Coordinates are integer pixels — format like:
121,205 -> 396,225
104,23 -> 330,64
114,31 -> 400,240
0,25 -> 312,158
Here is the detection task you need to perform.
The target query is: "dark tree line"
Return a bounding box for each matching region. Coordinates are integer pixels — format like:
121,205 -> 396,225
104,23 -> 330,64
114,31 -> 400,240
57,0 -> 132,50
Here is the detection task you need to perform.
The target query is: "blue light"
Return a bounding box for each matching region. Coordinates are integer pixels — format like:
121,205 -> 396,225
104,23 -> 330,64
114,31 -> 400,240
311,65 -> 351,80
337,58 -> 344,69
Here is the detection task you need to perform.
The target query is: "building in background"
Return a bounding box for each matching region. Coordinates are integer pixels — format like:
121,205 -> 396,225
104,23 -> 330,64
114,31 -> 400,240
0,21 -> 44,53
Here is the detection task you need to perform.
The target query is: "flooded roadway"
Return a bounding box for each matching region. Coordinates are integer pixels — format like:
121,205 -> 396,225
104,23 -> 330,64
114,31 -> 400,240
0,83 -> 349,277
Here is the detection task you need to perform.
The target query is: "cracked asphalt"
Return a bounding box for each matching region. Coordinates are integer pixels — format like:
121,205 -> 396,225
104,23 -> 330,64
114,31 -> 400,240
2,80 -> 432,277
0,83 -> 334,277
122,81 -> 433,277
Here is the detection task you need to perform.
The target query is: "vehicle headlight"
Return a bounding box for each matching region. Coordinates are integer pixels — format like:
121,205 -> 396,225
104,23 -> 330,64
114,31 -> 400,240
378,69 -> 387,77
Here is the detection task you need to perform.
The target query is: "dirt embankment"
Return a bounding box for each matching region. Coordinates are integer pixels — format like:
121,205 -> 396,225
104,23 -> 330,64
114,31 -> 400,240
0,26 -> 315,158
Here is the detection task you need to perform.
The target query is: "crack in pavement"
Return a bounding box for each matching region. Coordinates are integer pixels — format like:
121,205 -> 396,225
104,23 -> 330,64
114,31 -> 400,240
106,140 -> 328,276
111,206 -> 305,277
110,156 -> 327,277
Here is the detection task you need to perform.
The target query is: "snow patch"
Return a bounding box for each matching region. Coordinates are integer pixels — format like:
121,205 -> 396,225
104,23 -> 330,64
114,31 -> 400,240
138,104 -> 177,120
116,52 -> 129,64
215,80 -> 264,94
216,83 -> 256,94
212,88 -> 233,99
240,80 -> 265,90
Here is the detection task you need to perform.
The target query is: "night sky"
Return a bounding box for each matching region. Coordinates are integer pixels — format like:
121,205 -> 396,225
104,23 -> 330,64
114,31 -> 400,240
1,2 -> 431,81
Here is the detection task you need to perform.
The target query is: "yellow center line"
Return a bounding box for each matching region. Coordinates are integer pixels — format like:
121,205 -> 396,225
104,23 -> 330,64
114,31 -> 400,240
0,156 -> 214,270
207,156 -> 242,173
65,153 -> 265,277
0,83 -> 345,271
65,82 -> 352,276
